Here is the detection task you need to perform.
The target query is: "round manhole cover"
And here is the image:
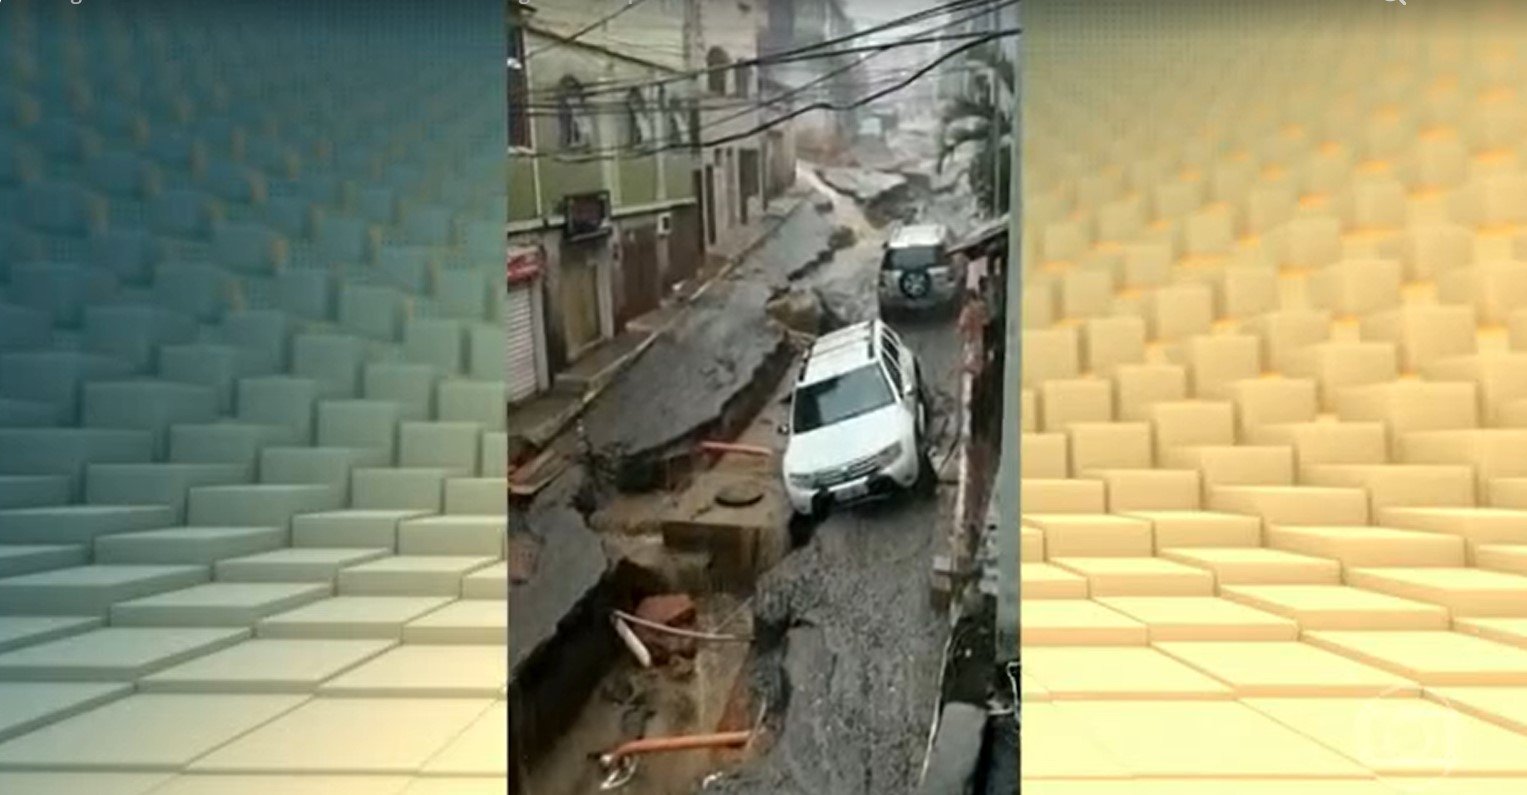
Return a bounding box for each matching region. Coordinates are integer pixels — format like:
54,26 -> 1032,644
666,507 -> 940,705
715,482 -> 764,508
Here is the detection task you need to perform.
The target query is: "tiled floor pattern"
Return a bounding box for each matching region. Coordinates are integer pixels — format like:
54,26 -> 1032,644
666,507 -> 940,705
1022,1 -> 1527,789
0,0 -> 507,790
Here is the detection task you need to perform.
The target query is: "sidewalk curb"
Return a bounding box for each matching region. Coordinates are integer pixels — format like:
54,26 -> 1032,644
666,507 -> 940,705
515,195 -> 811,461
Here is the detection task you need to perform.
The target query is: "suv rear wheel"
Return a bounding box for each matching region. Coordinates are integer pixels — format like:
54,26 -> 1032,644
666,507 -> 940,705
899,269 -> 932,300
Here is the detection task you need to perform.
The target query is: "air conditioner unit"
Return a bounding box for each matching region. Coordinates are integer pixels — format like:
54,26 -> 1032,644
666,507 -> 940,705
657,213 -> 673,237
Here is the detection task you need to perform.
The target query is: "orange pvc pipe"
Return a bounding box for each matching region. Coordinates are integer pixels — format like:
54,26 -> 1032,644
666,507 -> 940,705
605,730 -> 753,759
699,441 -> 773,457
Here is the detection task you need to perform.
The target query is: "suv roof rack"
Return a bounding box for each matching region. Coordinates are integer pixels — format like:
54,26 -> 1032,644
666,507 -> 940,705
798,320 -> 877,382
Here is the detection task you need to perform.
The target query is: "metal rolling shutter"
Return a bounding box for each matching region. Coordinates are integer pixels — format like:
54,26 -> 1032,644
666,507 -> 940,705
506,283 -> 538,403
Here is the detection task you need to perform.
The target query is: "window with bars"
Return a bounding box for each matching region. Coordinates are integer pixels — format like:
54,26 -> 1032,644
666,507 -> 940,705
557,76 -> 595,150
625,88 -> 655,148
706,48 -> 730,95
661,89 -> 687,146
734,63 -> 752,99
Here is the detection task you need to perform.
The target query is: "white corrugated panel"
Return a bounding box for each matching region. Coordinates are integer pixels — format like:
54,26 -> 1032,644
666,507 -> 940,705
507,283 -> 538,403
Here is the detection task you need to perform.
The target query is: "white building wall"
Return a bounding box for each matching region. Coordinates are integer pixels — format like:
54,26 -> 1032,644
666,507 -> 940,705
695,0 -> 765,240
532,0 -> 690,72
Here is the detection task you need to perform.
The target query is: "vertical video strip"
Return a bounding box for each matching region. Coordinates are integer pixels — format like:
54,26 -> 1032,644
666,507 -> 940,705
507,0 -> 1023,793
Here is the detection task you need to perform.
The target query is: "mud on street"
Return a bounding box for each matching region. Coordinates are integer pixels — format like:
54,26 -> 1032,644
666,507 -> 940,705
708,168 -> 967,794
518,133 -> 971,794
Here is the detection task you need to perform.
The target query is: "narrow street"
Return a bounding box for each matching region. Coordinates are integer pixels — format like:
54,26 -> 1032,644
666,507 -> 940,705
506,0 -> 1019,787
518,142 -> 973,794
705,156 -> 967,795
513,94 -> 989,793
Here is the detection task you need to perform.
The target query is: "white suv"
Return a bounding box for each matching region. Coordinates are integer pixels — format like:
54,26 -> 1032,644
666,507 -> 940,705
781,319 -> 932,519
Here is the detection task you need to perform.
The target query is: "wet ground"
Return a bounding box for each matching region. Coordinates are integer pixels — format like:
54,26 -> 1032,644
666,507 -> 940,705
519,143 -> 973,795
707,487 -> 956,795
705,161 -> 965,795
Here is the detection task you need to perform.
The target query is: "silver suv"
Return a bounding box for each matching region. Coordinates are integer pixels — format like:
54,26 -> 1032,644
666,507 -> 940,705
878,223 -> 963,316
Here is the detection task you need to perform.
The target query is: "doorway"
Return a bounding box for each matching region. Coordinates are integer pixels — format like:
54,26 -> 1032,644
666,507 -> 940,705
559,242 -> 602,359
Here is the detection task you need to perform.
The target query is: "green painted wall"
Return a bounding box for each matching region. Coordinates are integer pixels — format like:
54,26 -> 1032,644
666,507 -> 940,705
619,154 -> 659,206
523,30 -> 700,219
664,156 -> 694,200
539,164 -> 605,214
509,156 -> 538,221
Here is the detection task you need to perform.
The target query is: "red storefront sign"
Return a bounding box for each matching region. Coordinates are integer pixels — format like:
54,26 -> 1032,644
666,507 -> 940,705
507,246 -> 543,286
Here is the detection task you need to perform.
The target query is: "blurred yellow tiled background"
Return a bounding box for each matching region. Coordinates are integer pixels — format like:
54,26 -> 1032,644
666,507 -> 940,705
1022,0 -> 1527,790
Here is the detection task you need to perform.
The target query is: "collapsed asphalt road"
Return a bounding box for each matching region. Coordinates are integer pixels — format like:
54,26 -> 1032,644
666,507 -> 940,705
708,207 -> 964,795
712,487 -> 954,795
581,280 -> 786,471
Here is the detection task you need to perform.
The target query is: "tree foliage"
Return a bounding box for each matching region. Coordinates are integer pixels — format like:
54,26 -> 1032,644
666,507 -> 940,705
937,43 -> 1015,214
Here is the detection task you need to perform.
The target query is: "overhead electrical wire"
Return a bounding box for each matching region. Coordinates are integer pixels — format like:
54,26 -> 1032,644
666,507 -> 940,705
513,36 -> 998,117
518,28 -> 1017,163
514,70 -> 983,118
509,0 -> 1017,161
523,0 -> 662,61
522,0 -> 1001,103
521,0 -> 1006,100
523,0 -> 994,95
666,0 -> 1017,144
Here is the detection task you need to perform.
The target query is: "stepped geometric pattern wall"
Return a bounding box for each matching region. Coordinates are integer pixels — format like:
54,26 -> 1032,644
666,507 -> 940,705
0,0 -> 507,791
1022,1 -> 1527,790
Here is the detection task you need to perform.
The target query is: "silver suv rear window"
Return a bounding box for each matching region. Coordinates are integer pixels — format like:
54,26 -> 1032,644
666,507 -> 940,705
883,245 -> 943,270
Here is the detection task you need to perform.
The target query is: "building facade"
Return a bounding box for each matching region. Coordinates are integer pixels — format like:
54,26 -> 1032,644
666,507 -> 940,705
508,0 -> 704,404
691,0 -> 769,250
759,0 -> 861,160
507,0 -> 552,404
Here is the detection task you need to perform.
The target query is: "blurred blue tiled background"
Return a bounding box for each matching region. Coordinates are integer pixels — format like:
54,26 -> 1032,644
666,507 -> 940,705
0,0 -> 508,790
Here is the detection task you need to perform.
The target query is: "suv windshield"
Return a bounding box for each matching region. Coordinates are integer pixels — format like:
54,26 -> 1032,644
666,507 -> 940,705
884,245 -> 942,270
792,364 -> 895,433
